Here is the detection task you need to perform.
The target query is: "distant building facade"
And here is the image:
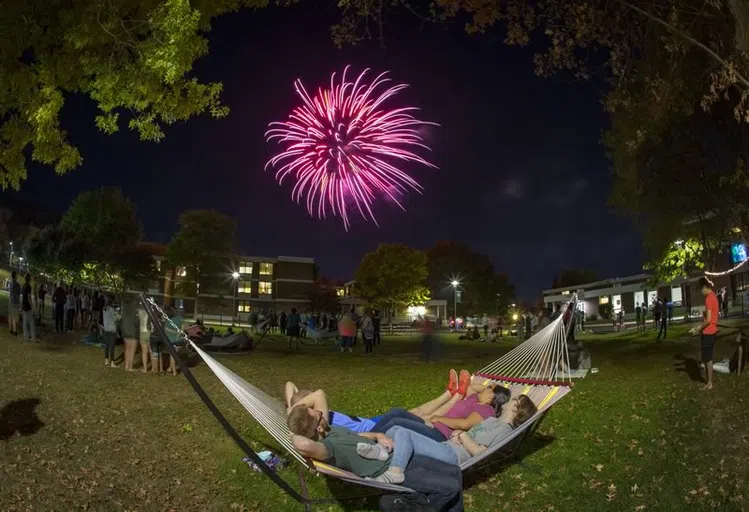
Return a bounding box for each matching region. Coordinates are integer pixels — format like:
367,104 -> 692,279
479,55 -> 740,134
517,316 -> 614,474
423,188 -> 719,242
143,248 -> 314,321
339,280 -> 448,322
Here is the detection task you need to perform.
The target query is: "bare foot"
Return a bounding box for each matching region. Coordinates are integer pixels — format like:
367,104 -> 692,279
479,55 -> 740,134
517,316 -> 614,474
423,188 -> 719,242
141,368 -> 149,374
702,383 -> 713,390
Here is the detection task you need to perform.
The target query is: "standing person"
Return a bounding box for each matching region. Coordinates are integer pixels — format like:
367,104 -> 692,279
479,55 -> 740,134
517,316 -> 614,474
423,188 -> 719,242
656,302 -> 667,341
360,309 -> 375,355
138,305 -> 151,372
120,296 -> 140,372
338,311 -> 356,353
81,290 -> 90,329
641,302 -> 648,332
164,306 -> 184,376
299,311 -> 307,338
286,307 -> 301,350
690,277 -> 720,390
37,283 -> 47,323
74,288 -> 82,330
21,273 -> 37,343
635,303 -> 643,334
7,271 -> 20,336
372,309 -> 382,345
653,299 -> 662,331
279,310 -> 287,336
65,287 -> 76,332
102,296 -> 119,368
53,282 -> 67,334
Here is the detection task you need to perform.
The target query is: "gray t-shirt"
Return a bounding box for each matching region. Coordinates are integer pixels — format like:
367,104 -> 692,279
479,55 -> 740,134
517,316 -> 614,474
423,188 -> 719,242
8,279 -> 21,306
449,417 -> 513,464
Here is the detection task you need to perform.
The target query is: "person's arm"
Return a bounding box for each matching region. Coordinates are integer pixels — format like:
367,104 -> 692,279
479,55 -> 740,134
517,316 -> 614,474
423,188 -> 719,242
287,389 -> 330,419
358,432 -> 394,451
431,412 -> 485,431
291,435 -> 330,460
691,308 -> 712,335
457,432 -> 488,457
284,382 -> 299,409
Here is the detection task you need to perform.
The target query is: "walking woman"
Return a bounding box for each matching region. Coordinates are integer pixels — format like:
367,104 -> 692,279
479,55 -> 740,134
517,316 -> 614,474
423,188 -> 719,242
65,287 -> 76,332
120,295 -> 140,372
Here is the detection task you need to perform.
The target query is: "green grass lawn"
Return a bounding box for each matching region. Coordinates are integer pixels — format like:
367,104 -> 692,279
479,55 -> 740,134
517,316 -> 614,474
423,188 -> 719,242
1,322 -> 748,511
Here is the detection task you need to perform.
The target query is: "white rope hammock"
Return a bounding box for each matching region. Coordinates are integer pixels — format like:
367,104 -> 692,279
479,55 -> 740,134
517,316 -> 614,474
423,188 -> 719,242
145,297 -> 576,492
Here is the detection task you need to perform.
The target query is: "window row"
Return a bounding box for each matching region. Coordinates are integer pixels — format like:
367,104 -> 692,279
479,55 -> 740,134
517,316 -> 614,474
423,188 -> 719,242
237,262 -> 274,276
236,281 -> 272,295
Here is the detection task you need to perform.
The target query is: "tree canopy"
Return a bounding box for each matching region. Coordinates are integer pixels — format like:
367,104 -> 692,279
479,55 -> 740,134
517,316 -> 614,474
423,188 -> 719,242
426,241 -> 515,316
354,244 -> 431,314
0,0 -> 272,188
166,209 -> 236,312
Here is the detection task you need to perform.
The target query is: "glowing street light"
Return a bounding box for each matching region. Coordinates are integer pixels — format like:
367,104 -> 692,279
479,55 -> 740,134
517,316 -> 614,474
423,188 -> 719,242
451,279 -> 460,328
231,272 -> 240,323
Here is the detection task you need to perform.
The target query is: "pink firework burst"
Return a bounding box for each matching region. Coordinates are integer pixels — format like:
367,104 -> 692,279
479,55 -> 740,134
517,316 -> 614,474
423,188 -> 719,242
265,66 -> 438,230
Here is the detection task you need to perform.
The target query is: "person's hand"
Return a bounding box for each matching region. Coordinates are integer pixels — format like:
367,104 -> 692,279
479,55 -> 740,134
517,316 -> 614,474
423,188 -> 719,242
377,434 -> 394,452
450,429 -> 464,439
689,327 -> 698,336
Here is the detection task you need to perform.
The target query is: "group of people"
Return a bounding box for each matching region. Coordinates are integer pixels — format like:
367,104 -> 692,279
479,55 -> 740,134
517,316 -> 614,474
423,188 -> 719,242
7,271 -> 38,342
633,298 -> 674,338
284,369 -> 538,500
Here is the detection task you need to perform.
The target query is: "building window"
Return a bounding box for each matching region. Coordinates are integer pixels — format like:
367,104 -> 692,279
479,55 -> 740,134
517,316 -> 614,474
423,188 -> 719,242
599,296 -> 609,305
336,288 -> 345,297
174,298 -> 184,309
237,281 -> 252,294
239,262 -> 253,275
237,301 -> 252,313
259,282 -> 273,295
259,263 -> 273,276
176,267 -> 187,277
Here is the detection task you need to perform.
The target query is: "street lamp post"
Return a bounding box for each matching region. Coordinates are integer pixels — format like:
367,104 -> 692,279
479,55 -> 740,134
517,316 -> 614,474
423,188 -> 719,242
8,241 -> 13,266
231,272 -> 240,324
451,280 -> 459,328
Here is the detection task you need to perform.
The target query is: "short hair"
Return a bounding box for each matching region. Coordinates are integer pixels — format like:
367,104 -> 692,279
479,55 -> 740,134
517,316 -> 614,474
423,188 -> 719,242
698,276 -> 714,290
490,386 -> 512,416
513,395 -> 538,429
11,271 -> 16,279
290,389 -> 312,406
287,405 -> 318,439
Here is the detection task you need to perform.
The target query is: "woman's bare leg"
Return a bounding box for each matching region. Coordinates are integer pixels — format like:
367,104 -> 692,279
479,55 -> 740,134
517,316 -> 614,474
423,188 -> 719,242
140,343 -> 150,372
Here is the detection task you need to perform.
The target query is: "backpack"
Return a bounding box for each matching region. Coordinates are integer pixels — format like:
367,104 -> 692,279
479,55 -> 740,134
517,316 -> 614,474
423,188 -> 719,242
380,493 -> 435,511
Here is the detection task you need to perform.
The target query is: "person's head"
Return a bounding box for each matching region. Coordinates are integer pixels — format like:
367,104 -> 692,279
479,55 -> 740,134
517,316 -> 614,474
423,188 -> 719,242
504,394 -> 538,428
291,308 -> 297,314
287,405 -> 329,441
699,276 -> 714,296
290,389 -> 312,407
477,384 -> 511,412
11,271 -> 16,281
24,273 -> 31,283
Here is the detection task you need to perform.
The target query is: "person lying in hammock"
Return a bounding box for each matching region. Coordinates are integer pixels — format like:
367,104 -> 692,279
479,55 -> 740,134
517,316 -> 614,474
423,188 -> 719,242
359,394 -> 538,484
286,369 -> 496,436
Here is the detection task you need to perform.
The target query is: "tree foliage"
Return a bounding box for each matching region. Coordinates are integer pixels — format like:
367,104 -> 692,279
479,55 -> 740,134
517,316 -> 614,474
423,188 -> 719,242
61,187 -> 142,255
309,277 -> 342,313
426,241 -> 515,316
25,225 -> 88,282
166,209 -> 236,312
354,244 -> 431,313
0,0 -> 271,188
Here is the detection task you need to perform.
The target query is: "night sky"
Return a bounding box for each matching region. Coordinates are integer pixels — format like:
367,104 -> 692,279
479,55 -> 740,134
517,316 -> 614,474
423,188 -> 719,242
5,3 -> 644,299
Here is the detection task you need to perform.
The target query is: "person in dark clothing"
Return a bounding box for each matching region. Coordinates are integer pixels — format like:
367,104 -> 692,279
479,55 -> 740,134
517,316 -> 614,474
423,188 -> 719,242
380,454 -> 463,512
36,283 -> 47,322
524,314 -> 532,340
372,309 -> 382,345
53,282 -> 67,334
21,273 -> 37,342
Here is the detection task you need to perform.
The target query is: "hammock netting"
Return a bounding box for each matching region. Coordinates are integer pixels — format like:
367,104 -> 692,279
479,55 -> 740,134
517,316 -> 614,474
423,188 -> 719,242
141,295 -> 576,496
